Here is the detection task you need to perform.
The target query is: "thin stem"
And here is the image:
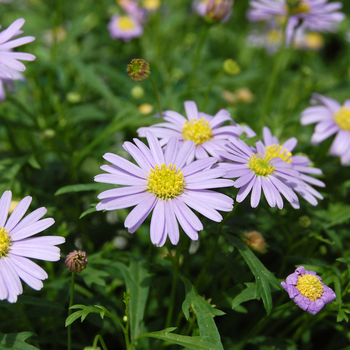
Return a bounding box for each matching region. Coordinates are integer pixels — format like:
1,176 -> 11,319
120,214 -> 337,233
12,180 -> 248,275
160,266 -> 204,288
93,335 -> 109,350
67,272 -> 75,350
149,77 -> 163,121
201,70 -> 224,111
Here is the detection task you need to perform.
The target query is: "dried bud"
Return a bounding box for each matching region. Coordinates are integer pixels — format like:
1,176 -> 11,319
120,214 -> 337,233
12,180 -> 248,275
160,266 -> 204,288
65,250 -> 88,273
127,58 -> 150,82
223,59 -> 240,76
242,231 -> 267,254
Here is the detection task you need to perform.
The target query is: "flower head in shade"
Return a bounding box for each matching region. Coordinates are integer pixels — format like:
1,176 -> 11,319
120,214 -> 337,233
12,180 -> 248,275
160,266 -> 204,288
0,191 -> 65,303
65,250 -> 88,273
138,101 -> 248,160
219,137 -> 302,209
0,18 -> 35,80
95,132 -> 234,247
193,0 -> 233,23
260,126 -> 325,205
108,15 -> 143,42
301,93 -> 350,165
281,266 -> 336,315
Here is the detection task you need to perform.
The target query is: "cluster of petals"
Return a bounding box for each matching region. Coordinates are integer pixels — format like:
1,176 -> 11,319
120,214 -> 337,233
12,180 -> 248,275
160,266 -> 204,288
247,0 -> 345,44
0,191 -> 65,303
95,131 -> 234,247
192,0 -> 234,23
301,93 -> 350,165
108,15 -> 143,41
260,126 -> 325,206
137,101 -> 251,161
281,266 -> 336,315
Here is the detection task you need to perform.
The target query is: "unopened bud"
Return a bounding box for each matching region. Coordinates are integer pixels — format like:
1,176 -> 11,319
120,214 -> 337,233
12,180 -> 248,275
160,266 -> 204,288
223,59 -> 240,76
131,86 -> 145,99
127,59 -> 151,82
65,250 -> 88,273
242,231 -> 267,254
206,0 -> 233,23
299,216 -> 311,228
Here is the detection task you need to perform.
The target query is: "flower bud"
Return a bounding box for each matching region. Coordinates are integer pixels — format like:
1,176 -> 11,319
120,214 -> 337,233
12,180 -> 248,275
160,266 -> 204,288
206,0 -> 233,23
127,58 -> 150,82
299,215 -> 311,228
65,250 -> 88,273
242,231 -> 267,253
223,59 -> 240,76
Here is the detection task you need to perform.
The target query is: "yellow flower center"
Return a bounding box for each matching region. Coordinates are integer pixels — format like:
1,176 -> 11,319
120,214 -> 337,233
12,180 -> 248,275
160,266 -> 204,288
182,118 -> 213,146
334,106 -> 350,131
303,33 -> 324,50
147,163 -> 185,200
248,154 -> 276,177
296,274 -> 324,301
267,30 -> 281,44
143,0 -> 161,10
265,144 -> 292,163
0,227 -> 11,258
118,16 -> 135,30
291,1 -> 310,14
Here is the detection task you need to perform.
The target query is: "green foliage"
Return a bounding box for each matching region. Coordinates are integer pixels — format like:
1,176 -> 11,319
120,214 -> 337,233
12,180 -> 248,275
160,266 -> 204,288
0,332 -> 39,350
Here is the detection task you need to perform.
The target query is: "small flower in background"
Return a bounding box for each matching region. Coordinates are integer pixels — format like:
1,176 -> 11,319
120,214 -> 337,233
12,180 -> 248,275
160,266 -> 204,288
117,0 -> 146,23
138,101 -> 246,160
281,266 -> 336,315
0,190 -> 65,303
108,14 -> 143,41
127,58 -> 151,82
242,231 -> 267,253
301,93 -> 350,165
219,137 -> 302,209
260,126 -> 325,206
222,88 -> 255,105
95,131 -> 234,247
65,250 -> 88,273
0,18 -> 35,80
142,0 -> 161,11
247,25 -> 283,54
294,30 -> 324,51
193,0 -> 233,23
138,103 -> 153,114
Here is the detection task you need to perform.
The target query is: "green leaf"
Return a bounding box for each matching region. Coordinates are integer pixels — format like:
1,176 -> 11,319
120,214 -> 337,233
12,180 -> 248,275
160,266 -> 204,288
79,207 -> 97,219
337,308 -> 350,323
324,203 -> 350,228
226,234 -> 280,315
138,328 -> 223,350
0,332 -> 39,350
55,183 -> 112,195
65,305 -> 106,327
182,277 -> 225,350
80,267 -> 109,287
112,259 -> 151,341
232,283 -> 259,310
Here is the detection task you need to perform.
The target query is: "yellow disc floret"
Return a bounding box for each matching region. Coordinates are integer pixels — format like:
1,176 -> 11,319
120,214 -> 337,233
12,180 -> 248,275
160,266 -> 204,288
296,274 -> 324,301
0,227 -> 11,258
118,16 -> 135,30
182,118 -> 213,146
147,163 -> 185,200
334,106 -> 350,131
291,1 -> 310,15
248,154 -> 276,177
265,144 -> 292,163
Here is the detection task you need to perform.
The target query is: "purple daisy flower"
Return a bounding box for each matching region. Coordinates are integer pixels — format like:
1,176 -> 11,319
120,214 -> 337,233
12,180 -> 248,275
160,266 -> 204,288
0,191 -> 65,303
0,18 -> 35,80
95,131 -> 234,247
301,93 -> 350,165
219,137 -> 302,209
137,101 -> 246,160
260,126 -> 325,206
108,15 -> 143,42
281,266 -> 336,315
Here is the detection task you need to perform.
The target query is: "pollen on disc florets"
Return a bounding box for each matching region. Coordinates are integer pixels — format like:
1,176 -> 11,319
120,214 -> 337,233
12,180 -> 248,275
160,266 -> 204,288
147,163 -> 185,200
182,117 -> 213,146
265,144 -> 292,163
287,1 -> 310,15
118,16 -> 136,30
0,227 -> 12,258
296,273 -> 324,301
248,154 -> 276,177
334,106 -> 350,131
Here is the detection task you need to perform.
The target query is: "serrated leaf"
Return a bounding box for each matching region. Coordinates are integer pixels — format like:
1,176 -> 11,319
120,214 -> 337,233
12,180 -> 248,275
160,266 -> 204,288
55,183 -> 112,195
138,328 -> 222,350
226,235 -> 280,315
112,259 -> 151,341
232,283 -> 259,310
66,305 -> 105,327
182,277 -> 225,350
0,332 -> 39,350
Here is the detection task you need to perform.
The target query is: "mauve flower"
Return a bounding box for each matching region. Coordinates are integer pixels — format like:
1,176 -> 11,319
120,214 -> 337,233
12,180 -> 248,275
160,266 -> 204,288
193,0 -> 234,23
0,191 -> 65,303
95,132 -> 234,247
0,18 -> 35,80
108,15 -> 143,42
281,266 -> 336,315
301,93 -> 350,165
65,250 -> 88,273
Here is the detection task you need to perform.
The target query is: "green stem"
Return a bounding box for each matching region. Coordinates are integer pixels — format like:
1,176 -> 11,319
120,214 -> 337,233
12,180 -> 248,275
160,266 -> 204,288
93,335 -> 109,350
186,25 -> 210,96
67,272 -> 75,350
201,70 -> 224,111
149,77 -> 163,121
